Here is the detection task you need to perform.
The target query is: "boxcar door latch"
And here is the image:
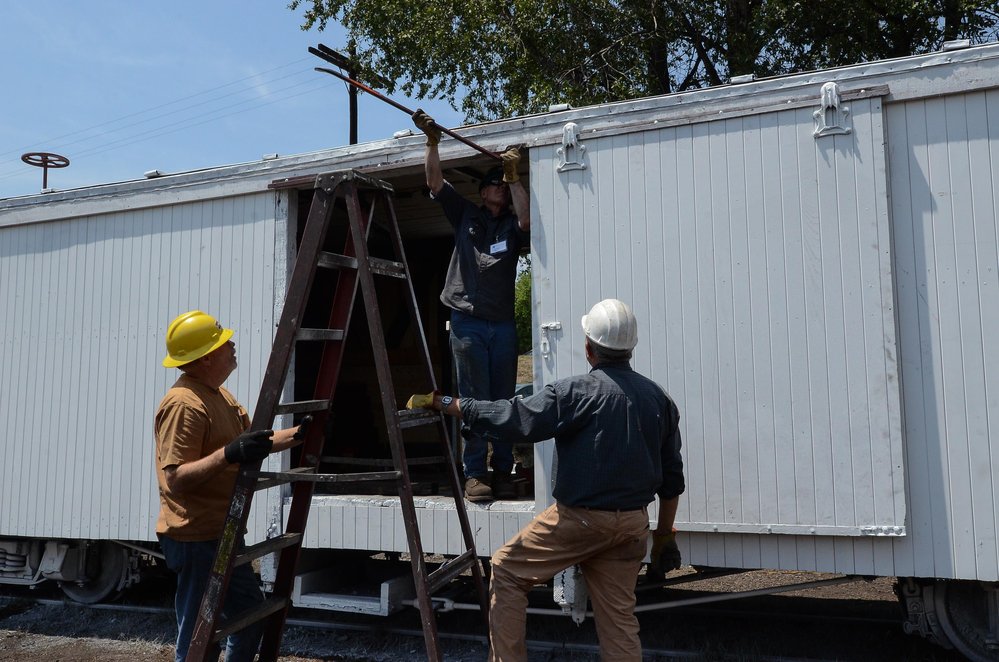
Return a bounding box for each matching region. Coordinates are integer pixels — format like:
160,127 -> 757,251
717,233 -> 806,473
540,321 -> 562,359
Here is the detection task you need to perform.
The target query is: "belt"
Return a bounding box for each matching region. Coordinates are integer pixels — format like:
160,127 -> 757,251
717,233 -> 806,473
579,505 -> 646,513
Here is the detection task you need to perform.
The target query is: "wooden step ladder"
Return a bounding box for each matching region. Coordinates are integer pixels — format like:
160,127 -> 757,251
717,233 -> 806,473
186,170 -> 489,661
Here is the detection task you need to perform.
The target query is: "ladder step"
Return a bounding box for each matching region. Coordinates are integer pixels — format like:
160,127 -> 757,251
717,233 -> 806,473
213,596 -> 290,642
275,399 -> 330,415
253,469 -> 403,484
315,253 -> 403,279
233,533 -> 303,568
296,328 -> 345,342
368,256 -> 406,279
252,466 -> 315,490
397,409 -> 440,429
427,549 -> 479,594
320,455 -> 446,467
317,251 -> 358,271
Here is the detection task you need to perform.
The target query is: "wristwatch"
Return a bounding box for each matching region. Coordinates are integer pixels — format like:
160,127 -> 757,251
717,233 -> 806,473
439,395 -> 454,411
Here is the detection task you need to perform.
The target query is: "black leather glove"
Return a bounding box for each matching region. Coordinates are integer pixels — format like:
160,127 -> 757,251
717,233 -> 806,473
293,415 -> 313,440
224,429 -> 274,464
649,530 -> 682,578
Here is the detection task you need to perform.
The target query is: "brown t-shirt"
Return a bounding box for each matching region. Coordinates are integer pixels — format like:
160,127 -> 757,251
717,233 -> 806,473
154,373 -> 250,540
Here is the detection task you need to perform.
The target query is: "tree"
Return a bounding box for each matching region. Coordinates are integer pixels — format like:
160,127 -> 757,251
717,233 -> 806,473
291,0 -> 719,119
291,0 -> 999,121
758,1 -> 999,76
514,256 -> 532,354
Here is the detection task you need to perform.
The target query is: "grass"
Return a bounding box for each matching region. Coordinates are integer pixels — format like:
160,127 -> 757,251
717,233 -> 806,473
517,353 -> 533,385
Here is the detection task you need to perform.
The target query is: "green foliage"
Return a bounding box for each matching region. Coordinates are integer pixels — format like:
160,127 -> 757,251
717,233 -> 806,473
756,1 -> 999,76
290,0 -> 999,121
514,255 -> 532,354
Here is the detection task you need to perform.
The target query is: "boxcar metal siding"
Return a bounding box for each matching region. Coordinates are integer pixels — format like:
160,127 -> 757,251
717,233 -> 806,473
887,90 -> 999,581
0,191 -> 283,543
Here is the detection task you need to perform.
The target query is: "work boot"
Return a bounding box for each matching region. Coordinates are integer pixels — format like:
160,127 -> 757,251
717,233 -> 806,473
464,477 -> 493,502
492,471 -> 517,499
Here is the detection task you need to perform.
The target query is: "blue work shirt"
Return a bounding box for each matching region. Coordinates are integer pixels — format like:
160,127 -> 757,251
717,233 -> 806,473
433,181 -> 528,321
461,360 -> 684,509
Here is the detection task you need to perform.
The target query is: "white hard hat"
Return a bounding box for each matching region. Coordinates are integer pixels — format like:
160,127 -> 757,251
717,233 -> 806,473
580,299 -> 638,351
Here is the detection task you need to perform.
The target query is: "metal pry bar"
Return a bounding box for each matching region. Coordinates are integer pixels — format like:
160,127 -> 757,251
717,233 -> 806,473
309,46 -> 501,161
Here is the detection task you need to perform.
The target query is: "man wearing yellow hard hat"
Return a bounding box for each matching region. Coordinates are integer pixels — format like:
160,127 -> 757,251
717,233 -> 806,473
154,310 -> 309,662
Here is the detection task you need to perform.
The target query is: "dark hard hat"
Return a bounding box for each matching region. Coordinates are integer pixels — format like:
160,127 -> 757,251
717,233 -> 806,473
479,167 -> 505,191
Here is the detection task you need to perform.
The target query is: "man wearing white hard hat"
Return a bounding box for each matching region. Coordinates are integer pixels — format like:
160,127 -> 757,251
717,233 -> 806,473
407,299 -> 684,661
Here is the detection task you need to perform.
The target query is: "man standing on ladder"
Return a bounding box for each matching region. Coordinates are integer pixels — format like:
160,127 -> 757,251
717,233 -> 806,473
154,310 -> 309,662
412,109 -> 530,502
409,299 -> 685,661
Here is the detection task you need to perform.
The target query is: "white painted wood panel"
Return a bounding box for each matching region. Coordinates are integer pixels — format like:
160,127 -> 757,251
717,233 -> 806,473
0,192 -> 282,543
534,96 -> 905,540
598,88 -> 999,583
299,497 -> 535,556
884,90 -> 999,581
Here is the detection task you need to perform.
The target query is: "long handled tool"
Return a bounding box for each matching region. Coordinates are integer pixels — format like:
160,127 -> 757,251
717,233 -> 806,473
309,44 -> 501,160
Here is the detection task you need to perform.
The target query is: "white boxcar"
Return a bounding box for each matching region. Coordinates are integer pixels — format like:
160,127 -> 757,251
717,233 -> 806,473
2,40 -> 998,658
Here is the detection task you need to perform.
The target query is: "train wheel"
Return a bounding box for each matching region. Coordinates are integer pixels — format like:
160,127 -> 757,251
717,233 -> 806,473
932,579 -> 999,662
60,542 -> 129,604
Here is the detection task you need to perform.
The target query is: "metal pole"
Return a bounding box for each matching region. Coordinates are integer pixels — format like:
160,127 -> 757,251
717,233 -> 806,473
348,75 -> 358,145
347,40 -> 358,145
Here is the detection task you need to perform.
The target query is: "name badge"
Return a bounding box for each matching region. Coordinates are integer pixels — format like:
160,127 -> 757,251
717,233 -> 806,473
490,240 -> 508,255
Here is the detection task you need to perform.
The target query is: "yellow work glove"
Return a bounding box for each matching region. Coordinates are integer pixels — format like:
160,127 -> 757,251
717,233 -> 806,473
501,147 -> 520,183
648,529 -> 681,578
406,392 -> 436,410
412,109 -> 442,146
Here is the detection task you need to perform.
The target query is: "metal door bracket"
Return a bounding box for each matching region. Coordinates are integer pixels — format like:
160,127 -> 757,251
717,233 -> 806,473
813,82 -> 851,138
556,123 -> 587,172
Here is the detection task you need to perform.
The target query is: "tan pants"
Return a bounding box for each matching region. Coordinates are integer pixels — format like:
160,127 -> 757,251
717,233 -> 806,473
488,502 -> 649,662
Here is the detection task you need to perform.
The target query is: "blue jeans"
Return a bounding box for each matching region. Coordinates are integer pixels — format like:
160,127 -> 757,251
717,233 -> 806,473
450,309 -> 518,478
159,535 -> 265,662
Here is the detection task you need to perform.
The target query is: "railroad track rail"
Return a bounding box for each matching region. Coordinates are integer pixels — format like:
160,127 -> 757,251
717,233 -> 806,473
0,589 -> 944,662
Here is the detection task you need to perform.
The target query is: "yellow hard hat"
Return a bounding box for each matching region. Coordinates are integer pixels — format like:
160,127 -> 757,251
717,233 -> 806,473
162,310 -> 234,368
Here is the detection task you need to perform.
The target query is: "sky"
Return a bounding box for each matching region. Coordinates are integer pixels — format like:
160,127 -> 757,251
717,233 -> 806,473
0,1 -> 465,199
